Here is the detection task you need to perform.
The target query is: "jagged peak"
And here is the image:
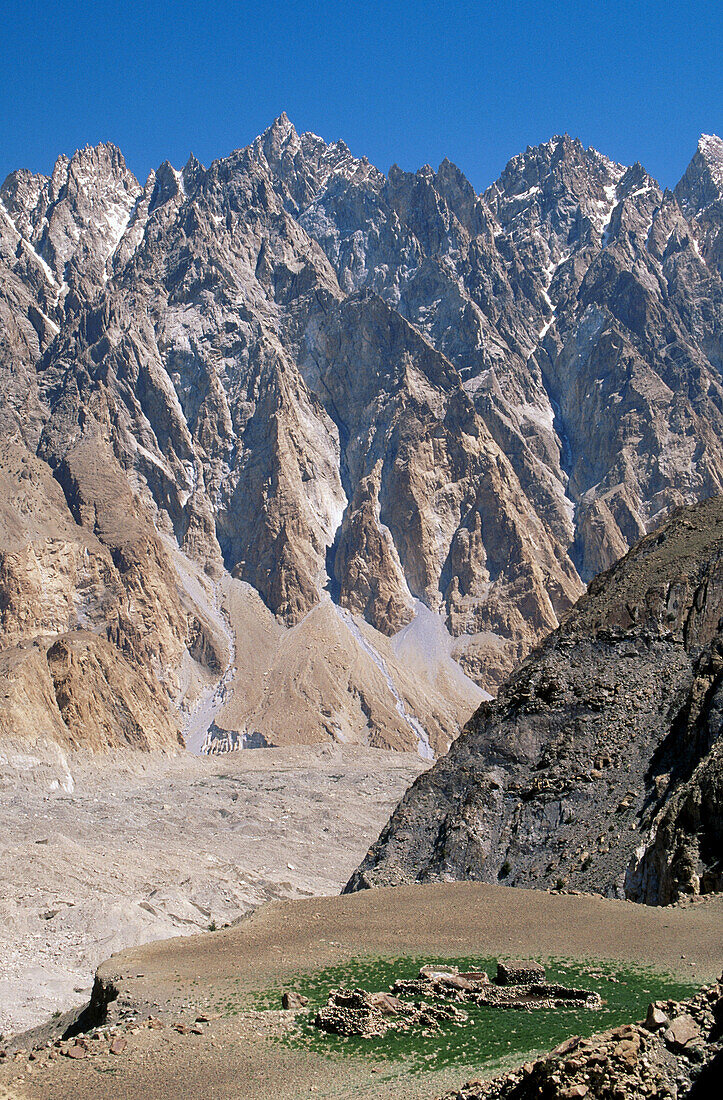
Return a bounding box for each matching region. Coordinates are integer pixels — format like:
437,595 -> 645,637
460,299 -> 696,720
699,132 -> 723,155
529,132 -> 576,154
435,156 -> 477,195
486,133 -> 625,212
261,112 -> 299,145
182,152 -> 206,193
334,137 -> 350,153
617,160 -> 658,193
386,162 -> 437,187
514,133 -> 584,163
674,133 -> 723,216
52,142 -> 133,184
270,110 -> 293,133
257,117 -> 361,171
148,160 -> 186,212
68,140 -> 125,162
0,165 -> 49,203
250,113 -> 304,170
1,144 -> 132,206
45,142 -> 140,202
696,133 -> 723,186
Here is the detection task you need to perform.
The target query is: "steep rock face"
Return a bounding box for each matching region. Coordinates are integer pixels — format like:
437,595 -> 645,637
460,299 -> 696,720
0,143 -> 141,311
302,292 -> 582,677
0,632 -> 182,754
345,497 -> 723,903
0,209 -> 55,447
0,437 -> 190,752
268,123 -> 723,644
1,121 -> 723,755
0,148 -> 194,754
45,631 -> 183,751
675,133 -> 723,276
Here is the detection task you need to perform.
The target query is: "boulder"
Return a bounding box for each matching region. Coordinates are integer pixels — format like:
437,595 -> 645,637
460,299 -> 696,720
368,992 -> 404,1016
663,1013 -> 701,1050
643,1003 -> 669,1030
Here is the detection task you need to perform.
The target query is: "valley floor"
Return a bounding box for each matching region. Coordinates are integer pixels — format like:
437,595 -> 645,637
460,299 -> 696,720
0,744 -> 427,1035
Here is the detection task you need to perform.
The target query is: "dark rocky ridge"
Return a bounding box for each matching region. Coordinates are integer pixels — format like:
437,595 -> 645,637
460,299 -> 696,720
345,496 -> 723,903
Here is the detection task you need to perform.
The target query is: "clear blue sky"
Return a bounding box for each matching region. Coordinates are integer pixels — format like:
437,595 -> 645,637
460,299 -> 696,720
2,0 -> 721,192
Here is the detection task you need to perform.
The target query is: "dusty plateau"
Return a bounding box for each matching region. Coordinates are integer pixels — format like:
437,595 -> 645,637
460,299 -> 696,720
1,884 -> 722,1099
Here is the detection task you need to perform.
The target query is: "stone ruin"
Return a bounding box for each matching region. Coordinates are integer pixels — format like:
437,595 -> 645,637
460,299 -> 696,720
314,988 -> 467,1038
392,960 -> 602,1011
437,978 -> 723,1100
312,960 -> 601,1039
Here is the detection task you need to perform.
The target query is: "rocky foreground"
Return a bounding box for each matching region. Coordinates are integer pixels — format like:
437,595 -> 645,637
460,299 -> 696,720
1,885 -> 721,1099
346,496 -> 723,903
439,977 -> 723,1099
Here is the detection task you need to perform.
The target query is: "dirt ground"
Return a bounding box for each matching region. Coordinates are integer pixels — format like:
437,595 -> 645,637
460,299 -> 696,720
0,743 -> 427,1034
2,883 -> 722,1100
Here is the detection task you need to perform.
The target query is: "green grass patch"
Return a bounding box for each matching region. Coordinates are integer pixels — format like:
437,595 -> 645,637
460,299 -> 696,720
250,954 -> 698,1076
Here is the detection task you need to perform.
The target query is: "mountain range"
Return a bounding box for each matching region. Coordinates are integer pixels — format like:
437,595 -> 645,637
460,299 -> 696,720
1,119 -> 722,758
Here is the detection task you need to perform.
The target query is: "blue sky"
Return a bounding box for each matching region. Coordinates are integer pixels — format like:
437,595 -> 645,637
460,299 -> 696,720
1,1 -> 721,191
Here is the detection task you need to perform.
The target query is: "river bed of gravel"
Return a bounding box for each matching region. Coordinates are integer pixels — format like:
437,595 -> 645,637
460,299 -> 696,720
0,743 -> 426,1035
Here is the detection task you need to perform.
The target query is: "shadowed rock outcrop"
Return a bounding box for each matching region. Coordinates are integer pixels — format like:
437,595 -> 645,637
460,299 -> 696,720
345,497 -> 723,903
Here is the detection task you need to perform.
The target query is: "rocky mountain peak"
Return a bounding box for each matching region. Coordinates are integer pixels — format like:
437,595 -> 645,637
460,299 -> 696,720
435,156 -> 472,191
256,111 -> 300,161
0,141 -> 142,301
484,134 -> 625,270
0,169 -> 50,241
46,142 -> 137,210
68,140 -> 129,170
246,115 -> 370,217
675,132 -> 723,215
182,152 -> 206,194
488,133 -> 622,205
270,109 -> 294,136
149,160 -> 187,212
699,132 -> 723,180
672,132 -> 723,275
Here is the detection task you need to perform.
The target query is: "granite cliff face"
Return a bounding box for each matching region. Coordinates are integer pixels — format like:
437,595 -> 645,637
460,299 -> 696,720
345,497 -> 723,904
1,122 -> 722,757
